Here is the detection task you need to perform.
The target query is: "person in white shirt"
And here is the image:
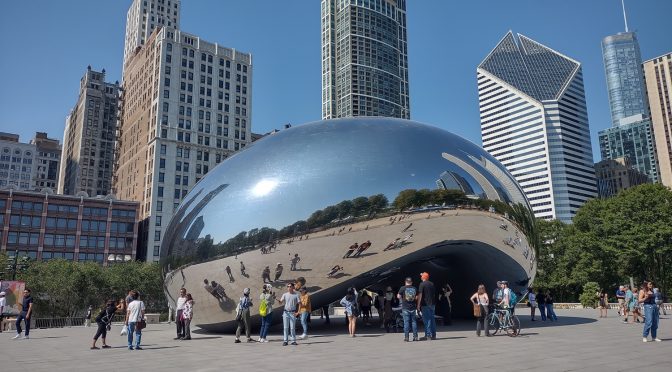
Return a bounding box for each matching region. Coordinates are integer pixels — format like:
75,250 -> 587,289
124,290 -> 146,350
174,288 -> 187,340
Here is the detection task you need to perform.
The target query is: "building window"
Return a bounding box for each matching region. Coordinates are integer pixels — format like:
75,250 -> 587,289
154,230 -> 161,241
159,158 -> 165,168
155,216 -> 162,226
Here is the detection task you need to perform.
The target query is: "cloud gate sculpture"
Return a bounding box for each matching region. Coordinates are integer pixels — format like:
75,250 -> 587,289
161,118 -> 536,332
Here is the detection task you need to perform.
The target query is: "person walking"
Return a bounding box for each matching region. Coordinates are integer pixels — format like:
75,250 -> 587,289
616,285 -> 626,317
0,291 -> 6,333
174,288 -> 187,340
622,285 -> 632,323
226,265 -> 234,282
470,284 -> 490,337
91,300 -> 116,349
545,290 -> 557,321
598,290 -> 609,318
258,284 -> 276,343
182,293 -> 194,340
240,261 -> 246,276
340,287 -> 359,337
417,272 -> 436,340
85,305 -> 93,327
536,288 -> 547,321
527,287 -> 537,321
298,287 -> 312,339
124,290 -> 145,350
639,281 -> 661,342
235,288 -> 253,343
13,288 -> 33,340
278,282 -> 300,346
397,277 -> 418,342
290,254 -> 301,271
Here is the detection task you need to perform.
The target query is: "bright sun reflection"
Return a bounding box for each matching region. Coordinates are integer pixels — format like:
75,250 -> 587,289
251,179 -> 278,197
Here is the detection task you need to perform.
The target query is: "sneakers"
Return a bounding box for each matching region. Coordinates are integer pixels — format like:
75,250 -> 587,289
282,341 -> 288,346
654,338 -> 662,342
128,346 -> 134,350
299,334 -> 307,339
412,337 -> 418,341
234,339 -> 241,343
102,345 -> 112,349
135,346 -> 143,350
12,334 -> 21,340
246,338 -> 254,343
643,338 -> 648,343
290,341 -> 298,345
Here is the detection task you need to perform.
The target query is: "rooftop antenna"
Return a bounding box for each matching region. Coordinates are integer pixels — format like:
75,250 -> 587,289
621,0 -> 629,32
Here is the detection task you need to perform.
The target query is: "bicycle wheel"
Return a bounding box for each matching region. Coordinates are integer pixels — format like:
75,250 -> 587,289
506,315 -> 521,337
486,313 -> 500,336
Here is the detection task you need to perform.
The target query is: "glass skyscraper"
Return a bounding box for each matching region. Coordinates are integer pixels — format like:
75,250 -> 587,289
602,32 -> 649,126
598,119 -> 658,182
478,32 -> 597,223
321,0 -> 410,119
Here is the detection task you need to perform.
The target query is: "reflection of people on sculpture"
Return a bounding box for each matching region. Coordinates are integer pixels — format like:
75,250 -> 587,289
343,243 -> 358,258
401,222 -> 413,232
262,266 -> 271,283
210,280 -> 227,300
294,277 -> 306,291
225,265 -> 234,282
384,238 -> 400,251
353,240 -> 372,257
290,254 -> 301,271
240,261 -> 247,276
327,265 -> 343,278
274,263 -> 284,282
203,279 -> 224,301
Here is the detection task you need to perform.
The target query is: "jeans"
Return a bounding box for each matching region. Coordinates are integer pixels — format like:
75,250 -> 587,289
642,304 -> 659,339
176,309 -> 184,337
300,311 -> 309,335
16,312 -> 30,336
545,304 -> 557,321
282,310 -> 296,342
127,322 -> 141,347
259,313 -> 273,339
421,305 -> 436,338
538,303 -> 546,321
476,305 -> 489,336
402,309 -> 418,340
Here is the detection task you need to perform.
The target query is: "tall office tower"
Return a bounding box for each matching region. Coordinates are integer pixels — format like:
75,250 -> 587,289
30,132 -> 61,190
598,118 -> 658,182
602,31 -> 649,126
477,32 -> 597,223
123,0 -> 181,70
58,66 -> 120,196
115,27 -> 252,261
644,53 -> 672,187
321,0 -> 410,119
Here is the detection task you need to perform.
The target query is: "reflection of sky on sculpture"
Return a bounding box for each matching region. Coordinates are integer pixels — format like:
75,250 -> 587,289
176,118 -> 525,243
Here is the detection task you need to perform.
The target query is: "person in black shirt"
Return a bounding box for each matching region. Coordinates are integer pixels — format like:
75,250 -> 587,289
397,277 -> 418,342
91,300 -> 116,349
13,288 -> 33,339
536,289 -> 546,321
417,272 -> 436,340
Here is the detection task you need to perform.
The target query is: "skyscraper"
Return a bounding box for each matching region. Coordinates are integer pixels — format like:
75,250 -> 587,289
123,0 -> 181,70
644,52 -> 672,187
321,0 -> 410,119
598,3 -> 658,183
30,132 -> 62,190
115,27 -> 252,261
59,66 -> 120,196
602,31 -> 649,126
477,32 -> 597,223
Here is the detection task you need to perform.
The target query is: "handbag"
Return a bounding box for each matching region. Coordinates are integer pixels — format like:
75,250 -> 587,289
137,319 -> 147,330
473,303 -> 482,318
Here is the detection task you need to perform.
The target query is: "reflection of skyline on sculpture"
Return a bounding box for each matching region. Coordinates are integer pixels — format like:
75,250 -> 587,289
174,119 -> 527,244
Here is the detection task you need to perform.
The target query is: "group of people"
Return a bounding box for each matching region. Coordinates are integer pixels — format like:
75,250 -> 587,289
84,289 -> 148,350
615,282 -> 663,342
343,241 -> 372,258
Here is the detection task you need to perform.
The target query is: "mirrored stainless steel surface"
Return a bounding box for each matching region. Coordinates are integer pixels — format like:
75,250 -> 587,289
161,118 -> 536,332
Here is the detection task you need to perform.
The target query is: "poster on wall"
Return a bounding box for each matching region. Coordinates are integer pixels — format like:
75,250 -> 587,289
0,281 -> 26,316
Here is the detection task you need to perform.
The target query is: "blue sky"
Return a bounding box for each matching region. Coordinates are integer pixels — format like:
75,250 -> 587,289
1,1 -> 670,161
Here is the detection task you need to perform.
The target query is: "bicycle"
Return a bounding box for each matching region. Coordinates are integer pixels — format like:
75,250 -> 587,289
486,306 -> 520,337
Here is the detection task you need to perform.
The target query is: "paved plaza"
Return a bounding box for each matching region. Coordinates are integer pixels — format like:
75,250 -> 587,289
0,309 -> 668,371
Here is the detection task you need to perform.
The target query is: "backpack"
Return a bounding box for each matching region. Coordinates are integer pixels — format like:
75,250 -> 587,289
404,286 -> 417,303
259,297 -> 268,317
509,290 -> 518,306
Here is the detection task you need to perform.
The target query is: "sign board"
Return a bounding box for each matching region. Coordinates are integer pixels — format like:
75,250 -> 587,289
0,280 -> 26,315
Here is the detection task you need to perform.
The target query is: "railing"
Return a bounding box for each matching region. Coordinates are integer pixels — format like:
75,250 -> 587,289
34,317 -> 85,328
518,303 -> 672,310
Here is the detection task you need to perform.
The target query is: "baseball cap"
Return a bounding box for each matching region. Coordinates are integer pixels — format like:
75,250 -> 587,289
243,288 -> 250,295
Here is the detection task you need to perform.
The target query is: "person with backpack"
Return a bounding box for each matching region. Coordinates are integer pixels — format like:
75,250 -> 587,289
397,277 -> 418,342
340,287 -> 359,337
234,288 -> 253,343
257,284 -> 275,343
91,300 -> 116,349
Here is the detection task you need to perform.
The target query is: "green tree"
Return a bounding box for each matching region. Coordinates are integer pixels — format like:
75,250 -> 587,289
367,194 -> 389,216
579,282 -> 600,309
351,196 -> 370,217
393,189 -> 418,211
